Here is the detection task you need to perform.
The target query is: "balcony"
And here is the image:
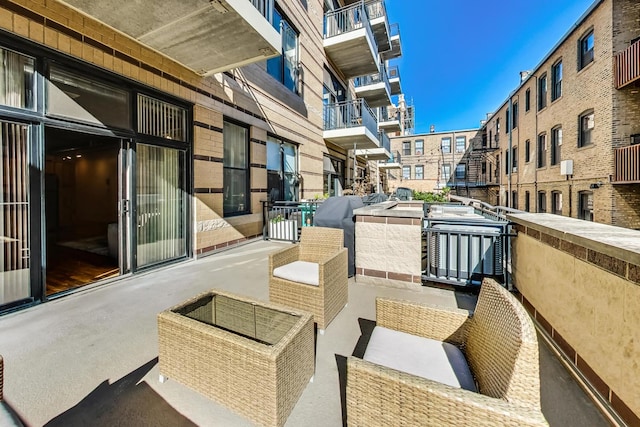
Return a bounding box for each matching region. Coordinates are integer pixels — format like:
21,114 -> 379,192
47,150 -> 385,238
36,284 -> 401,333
365,0 -> 391,53
388,65 -> 401,95
353,64 -> 392,108
355,131 -> 391,160
323,99 -> 380,149
376,107 -> 401,133
59,0 -> 282,75
378,150 -> 402,170
614,39 -> 640,89
323,2 -> 379,78
612,144 -> 640,183
381,23 -> 402,61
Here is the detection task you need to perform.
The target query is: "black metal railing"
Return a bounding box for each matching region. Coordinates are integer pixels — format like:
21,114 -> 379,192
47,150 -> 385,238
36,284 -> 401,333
262,200 -> 322,242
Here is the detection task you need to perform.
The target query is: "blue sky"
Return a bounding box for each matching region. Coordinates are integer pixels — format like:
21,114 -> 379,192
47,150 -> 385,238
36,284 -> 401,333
385,0 -> 597,134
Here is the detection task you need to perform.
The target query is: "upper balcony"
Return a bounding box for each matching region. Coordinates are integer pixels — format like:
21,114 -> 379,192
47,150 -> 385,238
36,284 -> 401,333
365,0 -> 391,53
324,3 -> 379,79
353,63 -> 392,108
323,99 -> 380,149
376,106 -> 401,133
381,23 -> 402,61
355,131 -> 391,160
612,143 -> 640,183
59,0 -> 282,76
388,65 -> 401,95
614,39 -> 640,89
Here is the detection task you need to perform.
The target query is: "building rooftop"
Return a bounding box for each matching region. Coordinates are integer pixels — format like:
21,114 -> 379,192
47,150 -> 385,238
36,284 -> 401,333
0,239 -> 608,426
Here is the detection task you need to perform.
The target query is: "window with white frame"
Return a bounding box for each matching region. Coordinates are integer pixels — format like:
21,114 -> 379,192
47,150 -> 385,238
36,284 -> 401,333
441,137 -> 451,153
402,166 -> 411,179
415,139 -> 424,155
441,163 -> 451,181
415,164 -> 423,179
455,136 -> 466,153
579,110 -> 594,147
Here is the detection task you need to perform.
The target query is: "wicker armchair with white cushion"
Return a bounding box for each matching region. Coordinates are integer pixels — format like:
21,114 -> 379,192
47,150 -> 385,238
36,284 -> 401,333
346,278 -> 549,426
0,356 -> 24,427
269,227 -> 348,332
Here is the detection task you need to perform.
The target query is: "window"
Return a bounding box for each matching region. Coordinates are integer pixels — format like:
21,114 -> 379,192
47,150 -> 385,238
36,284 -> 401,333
512,146 -> 518,171
455,136 -> 466,153
441,137 -> 451,153
504,149 -> 509,174
455,163 -> 466,180
403,141 -> 411,155
0,48 -> 34,110
415,139 -> 424,155
525,191 -> 531,212
525,139 -> 531,162
137,94 -> 187,142
551,126 -> 562,165
512,102 -> 518,129
552,60 -> 562,101
482,161 -> 487,181
402,166 -> 411,179
552,191 -> 563,215
537,133 -> 547,168
441,163 -> 451,181
512,191 -> 518,209
538,191 -> 547,213
223,120 -> 250,216
506,108 -> 510,133
579,30 -> 594,70
579,110 -> 594,147
538,73 -> 547,110
579,191 -> 594,221
496,118 -> 501,134
495,154 -> 500,181
525,88 -> 531,112
323,155 -> 344,197
267,136 -> 298,202
415,165 -> 424,179
267,8 -> 299,93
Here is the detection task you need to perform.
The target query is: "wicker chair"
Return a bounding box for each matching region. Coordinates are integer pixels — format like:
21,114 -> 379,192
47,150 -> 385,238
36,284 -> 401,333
0,355 -> 24,427
269,226 -> 348,332
346,278 -> 549,426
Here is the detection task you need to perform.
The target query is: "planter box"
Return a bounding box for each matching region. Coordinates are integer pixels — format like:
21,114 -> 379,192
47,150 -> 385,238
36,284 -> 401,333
269,219 -> 298,241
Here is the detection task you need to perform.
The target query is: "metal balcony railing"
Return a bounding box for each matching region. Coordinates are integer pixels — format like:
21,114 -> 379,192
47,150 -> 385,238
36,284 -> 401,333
249,0 -> 274,25
388,65 -> 400,80
323,99 -> 378,135
324,1 -> 372,39
613,144 -> 640,183
614,39 -> 640,89
378,131 -> 390,152
389,22 -> 400,38
365,0 -> 387,20
353,62 -> 389,89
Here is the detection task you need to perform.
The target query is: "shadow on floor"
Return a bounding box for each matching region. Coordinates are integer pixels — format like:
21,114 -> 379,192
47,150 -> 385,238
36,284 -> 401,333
45,358 -> 196,427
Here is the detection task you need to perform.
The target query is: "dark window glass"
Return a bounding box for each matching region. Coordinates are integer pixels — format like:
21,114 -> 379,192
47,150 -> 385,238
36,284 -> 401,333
403,141 -> 411,155
552,60 -> 562,101
538,191 -> 547,213
579,111 -> 594,147
223,120 -> 250,216
552,191 -> 563,215
267,9 -> 299,93
525,191 -> 530,212
525,139 -> 531,162
551,127 -> 562,165
525,88 -> 531,112
512,102 -> 518,129
538,74 -> 547,110
580,30 -> 594,70
579,191 -> 594,221
537,134 -> 547,168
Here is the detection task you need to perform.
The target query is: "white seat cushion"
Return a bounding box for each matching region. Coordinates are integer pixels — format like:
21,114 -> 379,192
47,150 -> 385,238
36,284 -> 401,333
272,261 -> 319,286
363,326 -> 477,392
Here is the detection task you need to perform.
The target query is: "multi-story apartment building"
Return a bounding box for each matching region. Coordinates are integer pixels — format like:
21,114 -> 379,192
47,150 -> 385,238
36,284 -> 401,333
387,129 -> 483,194
0,0 -> 404,313
465,0 -> 640,229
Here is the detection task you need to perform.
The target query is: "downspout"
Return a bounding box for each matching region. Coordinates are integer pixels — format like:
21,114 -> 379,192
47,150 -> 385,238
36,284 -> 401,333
508,95 -> 513,207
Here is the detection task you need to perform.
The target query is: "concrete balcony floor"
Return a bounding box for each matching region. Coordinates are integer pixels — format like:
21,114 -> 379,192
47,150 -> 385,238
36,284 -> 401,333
0,240 -> 608,426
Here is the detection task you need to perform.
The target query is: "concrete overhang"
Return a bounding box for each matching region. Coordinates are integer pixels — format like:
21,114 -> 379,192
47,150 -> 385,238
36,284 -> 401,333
59,0 -> 282,76
382,33 -> 402,61
378,119 -> 401,133
323,127 -> 380,150
323,27 -> 379,79
370,16 -> 390,52
378,161 -> 401,170
389,76 -> 401,95
355,147 -> 391,161
354,81 -> 391,108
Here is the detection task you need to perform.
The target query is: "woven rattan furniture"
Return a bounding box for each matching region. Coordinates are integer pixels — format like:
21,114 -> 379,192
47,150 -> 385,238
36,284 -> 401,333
269,226 -> 348,332
157,290 -> 314,427
346,278 -> 549,426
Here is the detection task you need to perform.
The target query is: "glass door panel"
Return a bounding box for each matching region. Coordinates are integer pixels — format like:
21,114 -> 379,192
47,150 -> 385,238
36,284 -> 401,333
136,144 -> 186,268
0,121 -> 30,306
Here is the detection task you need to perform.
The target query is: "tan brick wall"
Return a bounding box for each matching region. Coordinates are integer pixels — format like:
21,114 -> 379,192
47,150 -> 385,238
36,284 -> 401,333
0,0 -> 348,253
477,0 -> 640,228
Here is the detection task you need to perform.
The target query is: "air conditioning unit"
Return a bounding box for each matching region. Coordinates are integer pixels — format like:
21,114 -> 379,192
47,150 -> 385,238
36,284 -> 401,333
560,159 -> 573,175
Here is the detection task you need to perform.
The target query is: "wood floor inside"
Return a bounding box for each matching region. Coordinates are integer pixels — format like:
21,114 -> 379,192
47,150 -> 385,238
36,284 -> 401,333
46,245 -> 119,295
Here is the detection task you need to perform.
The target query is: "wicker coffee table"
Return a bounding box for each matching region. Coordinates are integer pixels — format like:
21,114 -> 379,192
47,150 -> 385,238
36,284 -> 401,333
158,290 -> 314,427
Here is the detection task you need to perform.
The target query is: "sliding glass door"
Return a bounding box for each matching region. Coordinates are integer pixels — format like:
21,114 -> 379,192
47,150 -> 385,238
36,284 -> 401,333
135,143 -> 186,268
0,121 -> 30,306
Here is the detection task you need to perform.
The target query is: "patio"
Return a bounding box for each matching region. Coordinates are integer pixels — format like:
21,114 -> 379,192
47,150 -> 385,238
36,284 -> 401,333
0,239 -> 608,426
